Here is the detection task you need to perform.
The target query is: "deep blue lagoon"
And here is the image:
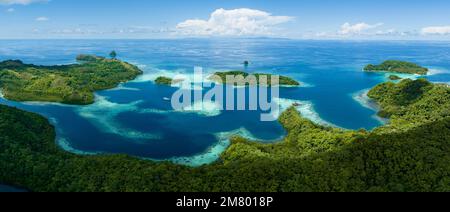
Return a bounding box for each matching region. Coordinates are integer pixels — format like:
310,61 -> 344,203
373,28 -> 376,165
0,39 -> 449,166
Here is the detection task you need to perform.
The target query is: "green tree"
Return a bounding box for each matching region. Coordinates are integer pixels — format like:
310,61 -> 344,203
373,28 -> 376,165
109,51 -> 117,59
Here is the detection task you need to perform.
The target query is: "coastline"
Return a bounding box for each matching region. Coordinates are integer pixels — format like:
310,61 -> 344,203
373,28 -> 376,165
0,79 -> 330,167
1,60 -> 438,169
165,127 -> 286,167
274,97 -> 337,127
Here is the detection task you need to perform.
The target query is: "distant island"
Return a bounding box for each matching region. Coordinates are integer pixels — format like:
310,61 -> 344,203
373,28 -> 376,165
155,76 -> 174,85
364,60 -> 429,75
209,71 -> 300,86
388,75 -> 402,81
1,78 -> 449,192
0,55 -> 142,105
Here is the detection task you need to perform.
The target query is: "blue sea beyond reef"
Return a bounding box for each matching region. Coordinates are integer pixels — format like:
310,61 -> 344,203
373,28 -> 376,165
0,39 -> 449,166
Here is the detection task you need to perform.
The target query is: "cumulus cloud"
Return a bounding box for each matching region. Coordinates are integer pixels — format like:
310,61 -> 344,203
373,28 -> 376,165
6,7 -> 14,12
421,26 -> 450,35
176,8 -> 294,36
36,16 -> 49,21
339,22 -> 383,35
0,0 -> 48,5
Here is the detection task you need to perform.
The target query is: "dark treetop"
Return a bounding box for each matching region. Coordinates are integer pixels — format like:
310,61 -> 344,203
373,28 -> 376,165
0,55 -> 142,105
364,60 -> 429,75
1,79 -> 449,192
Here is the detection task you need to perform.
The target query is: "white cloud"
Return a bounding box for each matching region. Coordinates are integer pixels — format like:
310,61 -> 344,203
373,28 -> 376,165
176,8 -> 294,36
339,22 -> 383,35
35,16 -> 49,21
6,7 -> 14,12
421,26 -> 450,35
44,25 -> 174,36
0,0 -> 47,5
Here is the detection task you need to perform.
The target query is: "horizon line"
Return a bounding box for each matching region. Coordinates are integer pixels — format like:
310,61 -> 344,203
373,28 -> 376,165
0,38 -> 450,42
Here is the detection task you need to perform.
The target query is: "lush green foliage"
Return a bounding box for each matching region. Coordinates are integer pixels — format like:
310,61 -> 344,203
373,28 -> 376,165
389,75 -> 402,80
0,55 -> 142,105
0,79 -> 449,192
368,78 -> 436,118
109,51 -> 117,59
210,71 -> 300,86
365,60 -> 429,75
155,76 -> 174,85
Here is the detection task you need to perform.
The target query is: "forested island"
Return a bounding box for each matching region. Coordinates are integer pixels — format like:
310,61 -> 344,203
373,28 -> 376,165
1,78 -> 449,192
388,75 -> 402,81
364,60 -> 429,75
209,71 -> 300,86
0,55 -> 142,105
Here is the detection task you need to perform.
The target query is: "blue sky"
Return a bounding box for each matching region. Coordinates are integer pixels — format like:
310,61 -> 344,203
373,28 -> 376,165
1,0 -> 450,39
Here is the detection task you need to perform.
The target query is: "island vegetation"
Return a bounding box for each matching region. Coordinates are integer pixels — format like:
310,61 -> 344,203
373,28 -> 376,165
365,60 -> 429,75
0,78 -> 449,192
388,75 -> 402,81
109,51 -> 117,59
154,76 -> 185,86
209,71 -> 300,86
155,76 -> 174,85
0,55 -> 142,105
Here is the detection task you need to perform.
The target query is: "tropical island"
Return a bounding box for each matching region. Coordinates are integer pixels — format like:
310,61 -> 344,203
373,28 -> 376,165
364,60 -> 429,75
0,55 -> 142,105
388,75 -> 402,81
209,71 -> 301,86
154,76 -> 185,86
155,76 -> 174,85
0,78 -> 449,192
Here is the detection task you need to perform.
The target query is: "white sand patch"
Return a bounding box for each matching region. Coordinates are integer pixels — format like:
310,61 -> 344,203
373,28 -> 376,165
128,61 -> 148,69
109,84 -> 140,91
0,89 -> 74,107
140,100 -> 222,117
167,127 -> 283,167
179,101 -> 222,116
48,117 -> 101,156
351,89 -> 379,111
273,98 -> 337,127
280,82 -> 314,88
381,72 -> 421,81
77,95 -> 161,140
372,114 -> 389,125
20,101 -> 75,107
131,67 -> 197,83
57,138 -> 99,156
167,136 -> 230,167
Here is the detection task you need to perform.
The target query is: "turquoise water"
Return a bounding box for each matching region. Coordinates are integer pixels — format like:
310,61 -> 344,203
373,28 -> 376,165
0,39 -> 449,166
